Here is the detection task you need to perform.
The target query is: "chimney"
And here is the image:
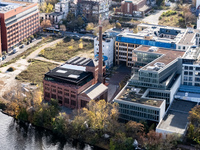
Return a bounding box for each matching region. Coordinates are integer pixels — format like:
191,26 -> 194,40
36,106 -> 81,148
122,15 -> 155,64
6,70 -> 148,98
98,25 -> 103,83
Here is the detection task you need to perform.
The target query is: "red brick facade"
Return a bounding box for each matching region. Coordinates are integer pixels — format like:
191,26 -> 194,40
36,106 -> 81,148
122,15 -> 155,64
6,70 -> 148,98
43,63 -> 107,109
116,0 -> 146,16
0,3 -> 40,53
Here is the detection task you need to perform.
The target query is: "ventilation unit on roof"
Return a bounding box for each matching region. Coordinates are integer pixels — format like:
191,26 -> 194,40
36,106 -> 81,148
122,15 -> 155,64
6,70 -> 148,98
154,62 -> 165,67
148,47 -> 158,52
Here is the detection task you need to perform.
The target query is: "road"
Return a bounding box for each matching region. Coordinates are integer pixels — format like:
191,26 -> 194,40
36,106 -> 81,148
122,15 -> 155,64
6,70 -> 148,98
0,38 -> 42,66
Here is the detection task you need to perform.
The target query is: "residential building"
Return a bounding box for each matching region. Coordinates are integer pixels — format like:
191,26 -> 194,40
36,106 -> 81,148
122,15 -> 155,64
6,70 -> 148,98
77,0 -> 111,22
43,56 -> 108,109
0,0 -> 40,53
41,0 -> 69,24
115,0 -> 150,17
115,24 -> 199,67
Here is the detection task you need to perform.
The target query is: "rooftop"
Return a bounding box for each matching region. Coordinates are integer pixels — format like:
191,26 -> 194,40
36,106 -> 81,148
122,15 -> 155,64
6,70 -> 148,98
178,29 -> 197,46
117,24 -> 187,45
66,56 -> 98,67
135,46 -> 185,71
81,82 -> 108,99
157,99 -> 197,135
117,86 -> 164,107
45,66 -> 93,85
0,0 -> 32,13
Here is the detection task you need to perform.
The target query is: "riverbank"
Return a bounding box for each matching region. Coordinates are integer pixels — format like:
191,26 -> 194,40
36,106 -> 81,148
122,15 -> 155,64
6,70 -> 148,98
0,111 -> 101,150
0,99 -> 109,150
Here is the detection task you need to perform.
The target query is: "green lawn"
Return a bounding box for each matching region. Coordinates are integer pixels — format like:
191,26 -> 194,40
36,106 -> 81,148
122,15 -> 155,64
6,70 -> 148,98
16,59 -> 58,85
39,37 -> 94,62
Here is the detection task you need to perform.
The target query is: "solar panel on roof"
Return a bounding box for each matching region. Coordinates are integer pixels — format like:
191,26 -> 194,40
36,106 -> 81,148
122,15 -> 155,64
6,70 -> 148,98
66,56 -> 79,64
72,57 -> 86,65
78,58 -> 91,65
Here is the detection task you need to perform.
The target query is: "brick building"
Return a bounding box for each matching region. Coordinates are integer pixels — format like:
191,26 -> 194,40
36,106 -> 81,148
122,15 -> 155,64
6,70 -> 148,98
43,57 -> 108,109
0,1 -> 40,54
115,0 -> 150,17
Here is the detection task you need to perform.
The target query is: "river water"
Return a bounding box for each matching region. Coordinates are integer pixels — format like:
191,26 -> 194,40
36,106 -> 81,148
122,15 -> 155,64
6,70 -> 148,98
0,112 -> 103,150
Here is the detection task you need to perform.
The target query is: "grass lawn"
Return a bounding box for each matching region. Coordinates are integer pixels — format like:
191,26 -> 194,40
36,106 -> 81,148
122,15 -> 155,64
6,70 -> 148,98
39,37 -> 94,62
158,10 -> 186,28
0,36 -> 57,67
16,59 -> 58,85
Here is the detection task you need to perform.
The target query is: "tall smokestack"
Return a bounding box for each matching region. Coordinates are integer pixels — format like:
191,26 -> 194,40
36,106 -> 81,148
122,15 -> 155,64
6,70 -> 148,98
98,25 -> 103,83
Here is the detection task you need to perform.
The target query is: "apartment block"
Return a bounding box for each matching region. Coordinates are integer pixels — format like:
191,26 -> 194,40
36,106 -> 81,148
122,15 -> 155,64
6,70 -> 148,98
43,57 -> 108,109
77,0 -> 111,22
0,1 -> 40,53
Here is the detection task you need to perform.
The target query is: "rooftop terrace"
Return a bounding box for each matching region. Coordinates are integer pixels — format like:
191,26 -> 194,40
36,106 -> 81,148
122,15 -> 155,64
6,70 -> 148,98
117,86 -> 164,107
135,46 -> 185,71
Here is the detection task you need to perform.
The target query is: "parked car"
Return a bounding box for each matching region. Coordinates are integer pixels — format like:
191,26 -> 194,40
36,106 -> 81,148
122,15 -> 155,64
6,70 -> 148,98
72,35 -> 80,40
20,44 -> 25,49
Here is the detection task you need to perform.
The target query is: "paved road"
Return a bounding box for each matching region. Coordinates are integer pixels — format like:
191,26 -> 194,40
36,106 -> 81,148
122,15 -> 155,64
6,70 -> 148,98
0,38 -> 42,66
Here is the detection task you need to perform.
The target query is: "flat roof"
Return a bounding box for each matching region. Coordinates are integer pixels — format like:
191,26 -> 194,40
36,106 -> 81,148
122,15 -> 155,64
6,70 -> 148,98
45,66 -> 93,85
81,82 -> 108,99
0,0 -> 33,13
135,46 -> 185,71
157,99 -> 197,135
117,86 -> 164,107
178,31 -> 196,46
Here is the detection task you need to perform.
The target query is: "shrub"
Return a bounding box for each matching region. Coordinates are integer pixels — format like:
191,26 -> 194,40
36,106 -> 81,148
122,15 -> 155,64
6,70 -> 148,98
7,67 -> 15,72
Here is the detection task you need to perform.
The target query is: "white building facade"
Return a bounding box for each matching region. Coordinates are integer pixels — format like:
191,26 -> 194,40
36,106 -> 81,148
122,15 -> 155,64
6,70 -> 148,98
94,37 -> 115,68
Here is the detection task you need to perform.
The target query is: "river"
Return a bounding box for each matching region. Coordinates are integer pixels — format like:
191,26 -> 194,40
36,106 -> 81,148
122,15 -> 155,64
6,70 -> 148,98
0,112 -> 103,150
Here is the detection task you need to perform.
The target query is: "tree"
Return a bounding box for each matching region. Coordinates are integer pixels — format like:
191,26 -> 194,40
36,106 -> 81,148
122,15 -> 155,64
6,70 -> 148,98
86,23 -> 94,31
60,25 -> 66,31
46,3 -> 53,13
41,20 -> 52,28
125,121 -> 144,139
39,2 -> 47,13
188,105 -> 200,144
66,12 -> 75,22
77,16 -> 84,27
116,22 -> 122,29
72,100 -> 119,137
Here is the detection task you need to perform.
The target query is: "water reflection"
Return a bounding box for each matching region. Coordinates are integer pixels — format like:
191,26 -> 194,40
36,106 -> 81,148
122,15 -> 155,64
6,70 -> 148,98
0,112 -> 104,150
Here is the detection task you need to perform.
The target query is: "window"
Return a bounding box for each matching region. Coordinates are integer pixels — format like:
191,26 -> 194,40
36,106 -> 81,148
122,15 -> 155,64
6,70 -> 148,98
71,100 -> 76,106
184,66 -> 188,70
71,94 -> 76,98
51,94 -> 56,99
45,92 -> 50,98
189,72 -> 193,76
81,100 -> 88,108
189,66 -> 193,70
64,98 -> 69,104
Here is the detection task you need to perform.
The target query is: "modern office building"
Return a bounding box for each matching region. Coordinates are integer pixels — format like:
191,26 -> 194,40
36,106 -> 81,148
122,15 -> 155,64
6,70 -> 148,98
43,56 -> 108,109
115,24 -> 199,67
0,0 -> 40,54
114,84 -> 166,123
113,45 -> 185,123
